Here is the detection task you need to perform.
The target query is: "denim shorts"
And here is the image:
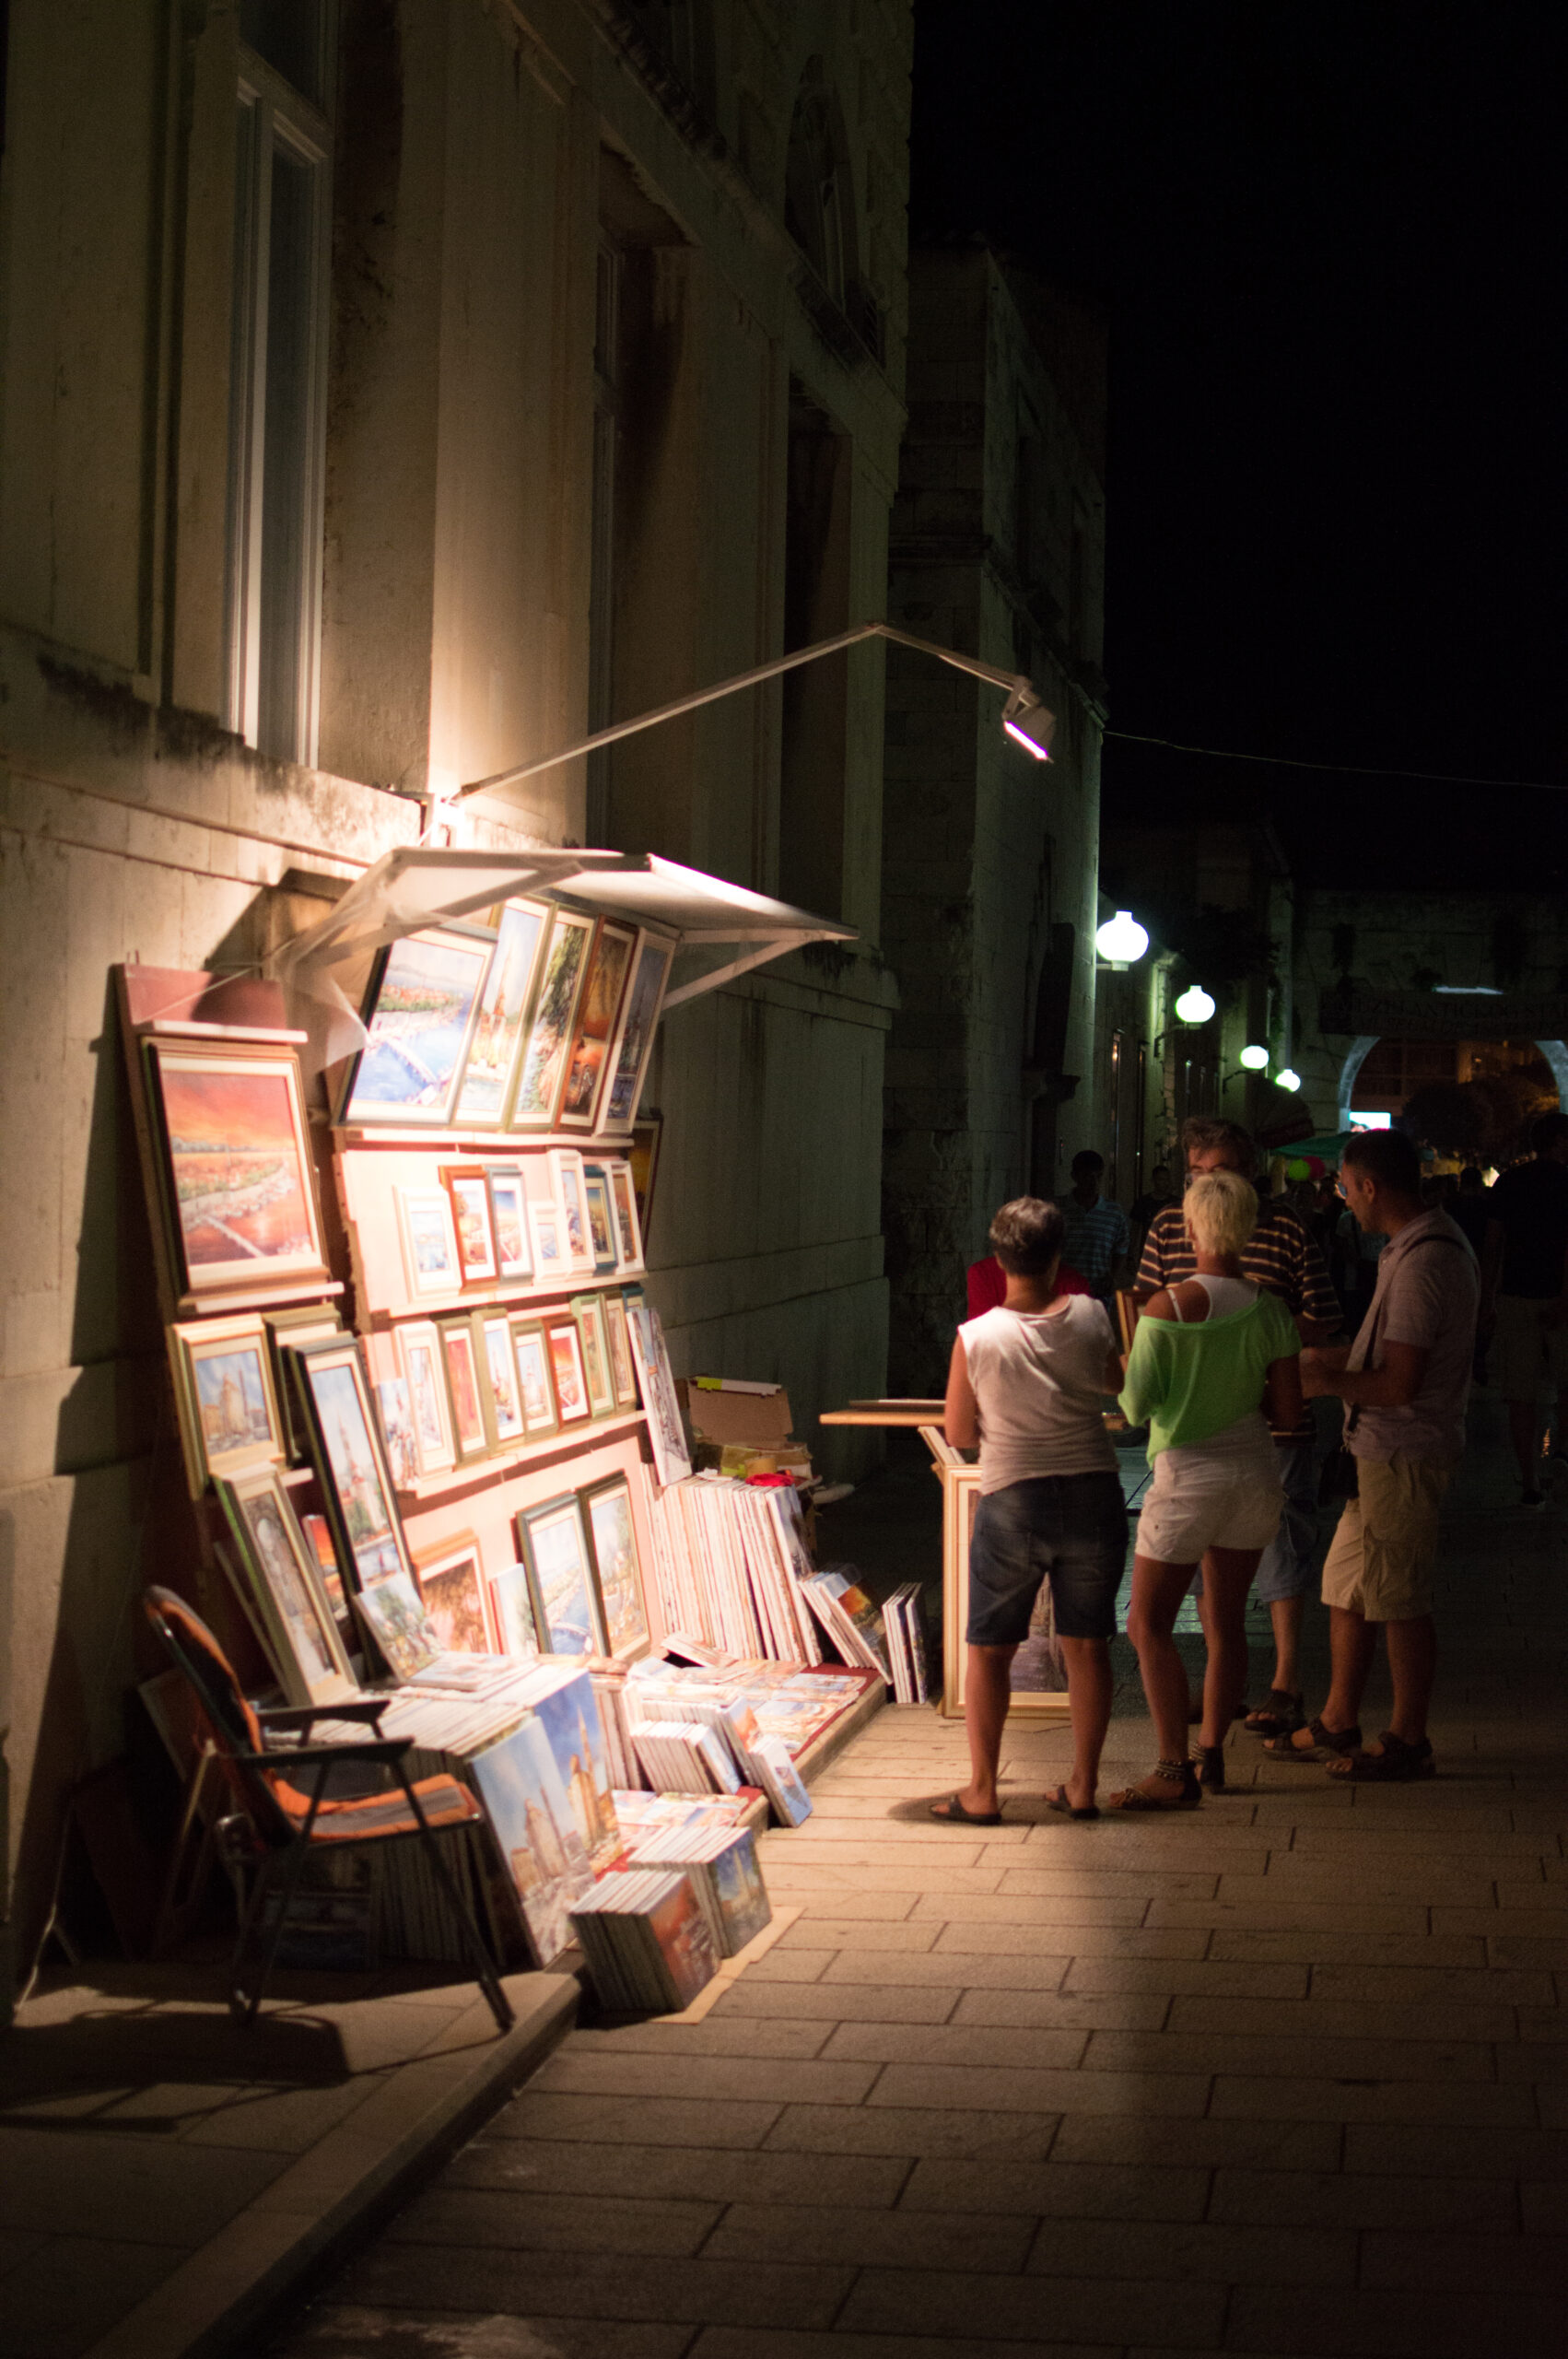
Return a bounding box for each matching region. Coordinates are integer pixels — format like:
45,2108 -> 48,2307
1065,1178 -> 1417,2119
966,1470 -> 1128,1646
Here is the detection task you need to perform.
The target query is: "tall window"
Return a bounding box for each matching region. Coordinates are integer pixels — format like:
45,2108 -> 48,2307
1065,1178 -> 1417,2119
227,18 -> 332,764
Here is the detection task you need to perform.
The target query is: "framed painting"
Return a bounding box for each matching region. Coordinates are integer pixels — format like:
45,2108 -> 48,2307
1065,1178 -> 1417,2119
603,1290 -> 638,1409
548,1148 -> 595,1274
528,1671 -> 620,1871
395,1186 -> 462,1301
263,1305 -> 342,1462
452,898 -> 548,1129
354,1568 -> 442,1680
601,933 -> 674,1134
606,1158 -> 645,1273
398,1318 -> 456,1477
479,1309 -> 526,1449
580,1164 -> 619,1275
489,1562 -> 541,1660
527,1200 -> 567,1286
374,1375 -> 419,1491
170,1311 -> 284,1497
216,1466 -> 358,1707
141,1039 -> 331,1309
437,1314 -> 490,1464
509,1318 -> 559,1438
544,1315 -> 591,1426
516,1493 -> 606,1656
289,1335 -> 414,1590
625,1297 -> 692,1487
441,1164 -> 498,1285
938,1459 -> 1069,1718
571,1292 -> 615,1419
298,1509 -> 345,1613
337,925 -> 494,1129
414,1532 -> 493,1654
485,1162 -> 532,1283
581,1474 -> 652,1661
627,1112 -> 662,1245
557,919 -> 637,1132
509,907 -> 596,1131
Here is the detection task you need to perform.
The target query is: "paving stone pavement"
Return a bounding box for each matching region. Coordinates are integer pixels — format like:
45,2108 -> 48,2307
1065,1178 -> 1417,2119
271,1398 -> 1568,2358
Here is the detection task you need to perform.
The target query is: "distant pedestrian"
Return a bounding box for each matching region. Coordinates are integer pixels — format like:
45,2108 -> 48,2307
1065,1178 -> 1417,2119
1138,1117 -> 1339,1737
935,1199 -> 1129,1825
1057,1150 -> 1133,1303
1479,1111 -> 1568,1507
1112,1168 -> 1304,1809
1270,1128 -> 1478,1781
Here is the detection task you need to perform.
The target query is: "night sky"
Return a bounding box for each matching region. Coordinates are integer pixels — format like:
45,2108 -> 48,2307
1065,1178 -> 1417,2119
910,3 -> 1568,891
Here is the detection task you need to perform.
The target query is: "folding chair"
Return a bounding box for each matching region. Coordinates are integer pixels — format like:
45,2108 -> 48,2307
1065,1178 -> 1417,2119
143,1585 -> 513,2032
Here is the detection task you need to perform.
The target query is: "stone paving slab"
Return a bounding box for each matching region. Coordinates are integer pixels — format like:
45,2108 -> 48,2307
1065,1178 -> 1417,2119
265,1400 -> 1568,2357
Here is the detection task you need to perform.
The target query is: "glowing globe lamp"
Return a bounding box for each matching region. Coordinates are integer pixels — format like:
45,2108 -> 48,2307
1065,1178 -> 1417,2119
1238,1043 -> 1270,1071
1175,984 -> 1215,1025
1276,1068 -> 1302,1092
1094,910 -> 1150,966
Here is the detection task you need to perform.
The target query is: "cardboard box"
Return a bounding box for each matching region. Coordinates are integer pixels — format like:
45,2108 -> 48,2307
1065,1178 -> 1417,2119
677,1379 -> 816,1487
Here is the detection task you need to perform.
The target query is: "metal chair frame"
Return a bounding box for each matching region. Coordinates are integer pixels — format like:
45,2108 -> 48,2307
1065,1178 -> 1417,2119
144,1586 -> 514,2033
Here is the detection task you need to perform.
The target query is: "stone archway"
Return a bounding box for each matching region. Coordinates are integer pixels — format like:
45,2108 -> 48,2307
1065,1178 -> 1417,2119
1337,1037 -> 1568,1128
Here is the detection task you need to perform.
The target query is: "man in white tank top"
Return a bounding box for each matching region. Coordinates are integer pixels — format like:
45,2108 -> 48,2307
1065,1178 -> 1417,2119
931,1198 -> 1129,1825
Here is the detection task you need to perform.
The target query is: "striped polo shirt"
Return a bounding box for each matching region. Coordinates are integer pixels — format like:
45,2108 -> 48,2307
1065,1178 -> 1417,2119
1136,1195 -> 1340,1441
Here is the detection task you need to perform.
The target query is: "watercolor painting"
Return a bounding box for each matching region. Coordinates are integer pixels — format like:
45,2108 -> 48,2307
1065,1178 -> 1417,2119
519,1495 -> 603,1654
355,1570 -> 440,1680
582,1168 -> 618,1273
559,922 -> 635,1128
453,899 -> 545,1125
603,938 -> 672,1131
375,1376 -> 418,1490
443,1168 -> 497,1284
603,1292 -> 638,1406
483,1314 -> 524,1443
469,1716 -> 595,1966
546,1321 -> 589,1423
153,1050 -> 321,1285
342,929 -> 492,1125
584,1477 -> 649,1660
528,1201 -> 564,1277
530,1669 -> 620,1871
417,1546 -> 491,1653
400,1324 -> 454,1475
218,1469 -> 354,1707
486,1167 -> 531,1279
510,911 -> 593,1127
193,1344 -> 273,1452
511,1322 -> 556,1436
573,1295 -> 614,1417
300,1351 -> 406,1585
609,1161 -> 644,1270
489,1563 -> 541,1659
396,1188 -> 460,1298
441,1321 -> 488,1459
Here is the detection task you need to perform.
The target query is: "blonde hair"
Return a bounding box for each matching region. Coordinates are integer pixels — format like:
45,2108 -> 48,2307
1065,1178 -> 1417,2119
1184,1166 -> 1258,1260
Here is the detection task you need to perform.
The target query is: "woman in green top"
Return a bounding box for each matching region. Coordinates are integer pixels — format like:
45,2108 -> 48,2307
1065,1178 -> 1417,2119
1110,1168 -> 1304,1810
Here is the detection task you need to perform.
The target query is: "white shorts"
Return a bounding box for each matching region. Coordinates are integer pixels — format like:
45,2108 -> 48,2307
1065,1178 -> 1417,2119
1136,1441 -> 1284,1565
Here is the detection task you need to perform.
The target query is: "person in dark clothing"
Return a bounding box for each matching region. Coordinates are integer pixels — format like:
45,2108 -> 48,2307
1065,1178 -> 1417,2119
1480,1111 -> 1568,1505
1448,1167 -> 1492,1257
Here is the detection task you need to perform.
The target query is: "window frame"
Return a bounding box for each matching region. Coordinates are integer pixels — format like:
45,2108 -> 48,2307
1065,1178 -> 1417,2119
226,44 -> 333,766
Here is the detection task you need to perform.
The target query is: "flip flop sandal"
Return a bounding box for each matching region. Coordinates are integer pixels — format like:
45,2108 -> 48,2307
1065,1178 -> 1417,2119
1263,1714 -> 1362,1763
930,1792 -> 1002,1826
1245,1688 -> 1305,1739
1326,1731 -> 1436,1782
1106,1760 -> 1201,1812
1047,1785 -> 1100,1821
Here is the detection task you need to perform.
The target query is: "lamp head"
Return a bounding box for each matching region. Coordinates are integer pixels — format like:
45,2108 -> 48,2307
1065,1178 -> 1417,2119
1175,984 -> 1216,1025
1276,1068 -> 1302,1093
1001,682 -> 1055,761
1238,1043 -> 1270,1072
1094,910 -> 1150,968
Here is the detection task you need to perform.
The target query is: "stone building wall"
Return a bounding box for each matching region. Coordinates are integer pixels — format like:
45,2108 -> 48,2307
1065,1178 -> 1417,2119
0,0 -> 911,2005
881,249 -> 1106,1394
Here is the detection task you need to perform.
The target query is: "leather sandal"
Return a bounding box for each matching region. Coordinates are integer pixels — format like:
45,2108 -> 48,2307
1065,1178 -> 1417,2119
1326,1731 -> 1436,1782
1262,1714 -> 1361,1763
1106,1758 -> 1201,1812
1245,1688 -> 1305,1739
1197,1744 -> 1226,1790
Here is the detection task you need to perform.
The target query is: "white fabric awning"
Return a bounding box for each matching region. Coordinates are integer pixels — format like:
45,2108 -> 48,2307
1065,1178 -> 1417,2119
269,846 -> 856,1074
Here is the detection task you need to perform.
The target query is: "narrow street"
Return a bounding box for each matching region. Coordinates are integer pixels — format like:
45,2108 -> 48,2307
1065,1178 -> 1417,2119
272,1394 -> 1568,2359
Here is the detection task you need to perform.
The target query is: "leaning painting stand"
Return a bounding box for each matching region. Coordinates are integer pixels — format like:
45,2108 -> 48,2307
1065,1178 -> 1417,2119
818,1402 -> 1071,1718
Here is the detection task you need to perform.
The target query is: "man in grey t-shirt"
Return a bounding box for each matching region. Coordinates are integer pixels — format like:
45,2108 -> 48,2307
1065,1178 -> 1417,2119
1269,1129 -> 1477,1782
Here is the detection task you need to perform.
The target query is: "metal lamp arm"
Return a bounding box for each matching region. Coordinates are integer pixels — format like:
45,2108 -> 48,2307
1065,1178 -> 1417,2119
450,623 -> 1034,806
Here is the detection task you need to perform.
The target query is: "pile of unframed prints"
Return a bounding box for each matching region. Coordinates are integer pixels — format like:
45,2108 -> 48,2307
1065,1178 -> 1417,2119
568,1868 -> 720,2012
626,1821 -> 772,1957
801,1567 -> 892,1683
880,1580 -> 931,1704
648,1476 -> 823,1661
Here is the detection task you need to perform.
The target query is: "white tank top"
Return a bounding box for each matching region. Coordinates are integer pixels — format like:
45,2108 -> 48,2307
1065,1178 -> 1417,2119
959,1298 -> 1119,1494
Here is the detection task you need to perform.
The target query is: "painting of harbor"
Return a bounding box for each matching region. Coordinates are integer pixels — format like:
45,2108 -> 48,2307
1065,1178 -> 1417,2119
342,929 -> 492,1126
155,1053 -> 322,1285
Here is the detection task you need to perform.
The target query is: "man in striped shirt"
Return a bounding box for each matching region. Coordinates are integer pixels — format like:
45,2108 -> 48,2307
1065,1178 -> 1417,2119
1137,1116 -> 1341,1730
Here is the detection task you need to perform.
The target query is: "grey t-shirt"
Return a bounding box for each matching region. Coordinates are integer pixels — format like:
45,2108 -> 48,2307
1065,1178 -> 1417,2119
1346,1208 -> 1478,1461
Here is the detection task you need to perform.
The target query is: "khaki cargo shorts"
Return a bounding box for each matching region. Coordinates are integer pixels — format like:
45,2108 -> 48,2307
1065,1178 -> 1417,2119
1320,1454 -> 1458,1622
1491,1294 -> 1568,1403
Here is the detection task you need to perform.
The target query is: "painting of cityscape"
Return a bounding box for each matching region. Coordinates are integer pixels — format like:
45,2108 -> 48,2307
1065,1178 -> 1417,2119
470,1715 -> 597,1966
146,1044 -> 327,1302
291,1339 -> 411,1589
529,1667 -> 622,1873
453,899 -> 546,1127
340,927 -> 493,1128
